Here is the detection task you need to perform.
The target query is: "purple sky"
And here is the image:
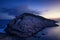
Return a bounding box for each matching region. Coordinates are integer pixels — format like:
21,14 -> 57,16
0,0 -> 60,19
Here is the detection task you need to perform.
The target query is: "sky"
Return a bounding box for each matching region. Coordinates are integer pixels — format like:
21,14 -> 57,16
0,0 -> 60,19
0,0 -> 60,39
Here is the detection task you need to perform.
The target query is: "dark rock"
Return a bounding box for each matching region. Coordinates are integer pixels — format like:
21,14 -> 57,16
0,33 -> 25,40
0,33 -> 7,39
4,13 -> 58,38
43,19 -> 58,27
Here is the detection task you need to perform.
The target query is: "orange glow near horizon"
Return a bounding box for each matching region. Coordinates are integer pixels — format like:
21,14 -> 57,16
40,6 -> 60,19
41,12 -> 60,19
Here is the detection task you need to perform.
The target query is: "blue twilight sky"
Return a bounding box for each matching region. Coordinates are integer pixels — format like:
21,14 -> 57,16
0,1 -> 60,39
0,0 -> 60,19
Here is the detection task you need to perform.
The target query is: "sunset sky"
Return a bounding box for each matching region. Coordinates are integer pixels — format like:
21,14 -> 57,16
40,5 -> 60,19
0,0 -> 60,19
0,1 -> 60,40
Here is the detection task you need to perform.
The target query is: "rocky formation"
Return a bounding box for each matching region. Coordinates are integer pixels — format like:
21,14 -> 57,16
4,13 -> 58,38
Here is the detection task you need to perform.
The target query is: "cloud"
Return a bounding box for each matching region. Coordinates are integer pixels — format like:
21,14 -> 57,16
0,5 -> 40,19
2,6 -> 39,15
0,13 -> 15,19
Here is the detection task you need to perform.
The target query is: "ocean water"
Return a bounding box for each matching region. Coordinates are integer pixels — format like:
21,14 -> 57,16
0,20 -> 60,40
0,20 -> 11,33
32,21 -> 60,40
40,22 -> 60,40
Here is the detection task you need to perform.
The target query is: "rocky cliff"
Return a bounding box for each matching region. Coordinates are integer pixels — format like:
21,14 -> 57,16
0,13 -> 58,40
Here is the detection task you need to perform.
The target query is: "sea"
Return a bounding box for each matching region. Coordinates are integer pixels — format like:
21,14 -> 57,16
0,19 -> 60,40
0,20 -> 11,33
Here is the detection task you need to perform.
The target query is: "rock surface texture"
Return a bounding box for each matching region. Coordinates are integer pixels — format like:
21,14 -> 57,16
0,13 -> 58,40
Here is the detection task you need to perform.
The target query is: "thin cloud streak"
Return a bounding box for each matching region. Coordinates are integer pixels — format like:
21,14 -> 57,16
0,13 -> 15,19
